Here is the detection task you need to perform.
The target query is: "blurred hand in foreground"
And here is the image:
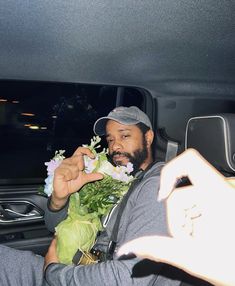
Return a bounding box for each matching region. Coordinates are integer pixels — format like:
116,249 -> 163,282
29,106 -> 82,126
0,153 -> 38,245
118,149 -> 235,286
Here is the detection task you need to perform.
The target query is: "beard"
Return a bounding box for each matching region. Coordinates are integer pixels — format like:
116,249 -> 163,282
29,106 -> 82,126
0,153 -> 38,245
109,137 -> 148,173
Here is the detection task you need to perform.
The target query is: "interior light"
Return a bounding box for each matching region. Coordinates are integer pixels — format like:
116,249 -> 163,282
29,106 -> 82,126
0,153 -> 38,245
52,115 -> 57,119
24,124 -> 31,127
21,113 -> 35,116
12,100 -> 19,104
40,126 -> 47,130
29,125 -> 39,130
0,99 -> 7,102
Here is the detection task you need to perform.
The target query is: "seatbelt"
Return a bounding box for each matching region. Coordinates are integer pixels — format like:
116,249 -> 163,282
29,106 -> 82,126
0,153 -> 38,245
105,161 -> 157,260
165,140 -> 178,162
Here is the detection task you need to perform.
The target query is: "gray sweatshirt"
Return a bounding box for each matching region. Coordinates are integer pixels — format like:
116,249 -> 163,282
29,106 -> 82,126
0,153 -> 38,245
43,162 -> 181,286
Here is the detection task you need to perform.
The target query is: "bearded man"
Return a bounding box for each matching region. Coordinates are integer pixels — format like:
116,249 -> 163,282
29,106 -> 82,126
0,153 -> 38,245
0,106 -> 182,286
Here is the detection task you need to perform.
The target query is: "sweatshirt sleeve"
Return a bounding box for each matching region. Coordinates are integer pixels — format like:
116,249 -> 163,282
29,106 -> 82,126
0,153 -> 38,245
43,166 -> 180,286
43,197 -> 69,232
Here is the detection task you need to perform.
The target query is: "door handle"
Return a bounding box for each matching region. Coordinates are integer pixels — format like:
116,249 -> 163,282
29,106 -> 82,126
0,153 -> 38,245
0,201 -> 43,224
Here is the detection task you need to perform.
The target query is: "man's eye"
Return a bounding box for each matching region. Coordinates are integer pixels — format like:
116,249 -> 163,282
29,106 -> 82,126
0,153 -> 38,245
122,135 -> 130,139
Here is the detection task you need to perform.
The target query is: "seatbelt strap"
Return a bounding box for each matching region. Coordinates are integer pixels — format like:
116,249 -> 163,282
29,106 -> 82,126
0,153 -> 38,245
165,140 -> 178,162
105,161 -> 157,260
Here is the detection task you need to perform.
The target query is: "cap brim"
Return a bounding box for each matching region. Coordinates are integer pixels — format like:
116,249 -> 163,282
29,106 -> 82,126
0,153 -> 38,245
93,116 -> 140,136
93,117 -> 110,136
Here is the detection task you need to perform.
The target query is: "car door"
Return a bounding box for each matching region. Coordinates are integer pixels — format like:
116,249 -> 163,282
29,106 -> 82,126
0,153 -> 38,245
0,82 -> 149,255
0,184 -> 52,255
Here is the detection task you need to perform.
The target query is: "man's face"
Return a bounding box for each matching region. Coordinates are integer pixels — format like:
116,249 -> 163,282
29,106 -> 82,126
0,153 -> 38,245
105,120 -> 148,171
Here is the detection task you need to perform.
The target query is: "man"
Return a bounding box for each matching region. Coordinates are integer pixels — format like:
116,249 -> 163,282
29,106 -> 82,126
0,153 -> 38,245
0,106 -> 180,286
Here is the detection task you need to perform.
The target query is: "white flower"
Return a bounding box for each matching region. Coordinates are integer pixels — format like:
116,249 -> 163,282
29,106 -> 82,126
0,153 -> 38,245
44,150 -> 65,196
44,174 -> 54,196
97,160 -> 114,176
98,160 -> 134,183
126,162 -> 134,174
84,155 -> 99,173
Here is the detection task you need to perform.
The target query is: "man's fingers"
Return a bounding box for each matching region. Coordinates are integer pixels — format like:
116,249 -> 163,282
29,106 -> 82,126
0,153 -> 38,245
55,166 -> 103,184
118,236 -> 187,264
158,148 -> 226,201
55,165 -> 80,181
70,147 -> 96,170
61,155 -> 85,172
84,172 -> 104,183
73,147 -> 95,158
118,236 -> 229,286
55,153 -> 90,181
166,186 -> 202,238
118,236 -> 198,277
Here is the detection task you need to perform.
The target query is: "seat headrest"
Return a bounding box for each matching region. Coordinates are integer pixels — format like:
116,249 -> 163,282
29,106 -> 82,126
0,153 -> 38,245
185,114 -> 235,174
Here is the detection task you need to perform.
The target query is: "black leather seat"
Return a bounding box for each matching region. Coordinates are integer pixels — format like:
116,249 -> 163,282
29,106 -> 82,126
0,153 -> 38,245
185,113 -> 235,176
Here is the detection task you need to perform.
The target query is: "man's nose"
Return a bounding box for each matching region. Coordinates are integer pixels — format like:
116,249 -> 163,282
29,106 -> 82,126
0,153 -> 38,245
112,140 -> 122,151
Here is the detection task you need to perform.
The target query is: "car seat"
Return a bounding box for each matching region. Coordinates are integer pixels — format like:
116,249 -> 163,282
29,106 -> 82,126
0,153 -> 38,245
185,113 -> 235,176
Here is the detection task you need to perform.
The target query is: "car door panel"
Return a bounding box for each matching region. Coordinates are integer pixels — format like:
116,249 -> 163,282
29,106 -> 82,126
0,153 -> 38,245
0,185 -> 53,255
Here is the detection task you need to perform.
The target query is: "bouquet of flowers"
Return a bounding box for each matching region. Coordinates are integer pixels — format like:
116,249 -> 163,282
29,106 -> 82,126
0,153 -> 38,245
44,136 -> 134,265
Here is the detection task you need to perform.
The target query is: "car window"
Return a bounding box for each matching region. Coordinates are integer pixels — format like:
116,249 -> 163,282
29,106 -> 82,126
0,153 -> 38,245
0,81 -> 144,185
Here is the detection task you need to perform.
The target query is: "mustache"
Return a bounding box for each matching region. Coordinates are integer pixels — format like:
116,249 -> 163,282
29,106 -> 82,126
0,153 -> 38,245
109,151 -> 132,165
110,151 -> 131,160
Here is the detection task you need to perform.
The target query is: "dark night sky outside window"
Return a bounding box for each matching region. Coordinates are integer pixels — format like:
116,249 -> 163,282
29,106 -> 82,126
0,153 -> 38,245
0,81 -> 143,185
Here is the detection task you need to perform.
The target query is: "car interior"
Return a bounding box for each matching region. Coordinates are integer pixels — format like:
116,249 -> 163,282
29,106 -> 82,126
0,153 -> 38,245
0,1 -> 235,284
185,114 -> 235,176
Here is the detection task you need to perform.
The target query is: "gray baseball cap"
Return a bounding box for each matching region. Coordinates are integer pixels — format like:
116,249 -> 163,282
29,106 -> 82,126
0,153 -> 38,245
93,106 -> 152,136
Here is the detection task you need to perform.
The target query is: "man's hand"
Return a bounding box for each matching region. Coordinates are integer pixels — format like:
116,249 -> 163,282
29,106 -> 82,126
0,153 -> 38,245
51,146 -> 104,210
44,238 -> 59,270
118,149 -> 235,286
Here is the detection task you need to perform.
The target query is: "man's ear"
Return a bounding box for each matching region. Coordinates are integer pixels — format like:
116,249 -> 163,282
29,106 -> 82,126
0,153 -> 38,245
145,129 -> 154,147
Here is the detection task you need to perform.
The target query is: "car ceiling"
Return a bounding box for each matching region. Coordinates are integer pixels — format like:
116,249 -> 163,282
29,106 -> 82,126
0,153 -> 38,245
1,1 -> 235,95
